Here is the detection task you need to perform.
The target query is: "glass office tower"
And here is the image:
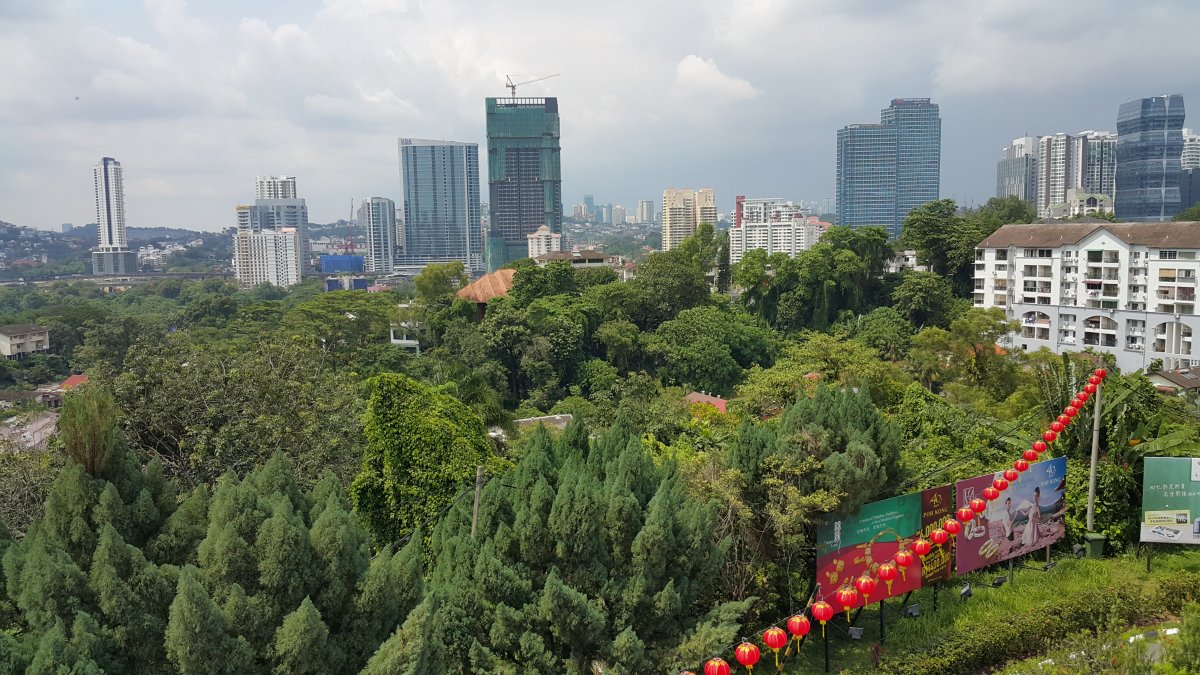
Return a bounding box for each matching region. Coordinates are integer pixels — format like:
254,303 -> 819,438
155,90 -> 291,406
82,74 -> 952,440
1116,95 -> 1185,222
836,98 -> 940,238
485,97 -> 562,270
398,139 -> 483,273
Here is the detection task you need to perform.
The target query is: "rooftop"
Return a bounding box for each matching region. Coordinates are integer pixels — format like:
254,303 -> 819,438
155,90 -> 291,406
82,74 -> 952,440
1150,369 -> 1200,391
456,268 -> 516,304
978,221 -> 1200,249
0,324 -> 48,336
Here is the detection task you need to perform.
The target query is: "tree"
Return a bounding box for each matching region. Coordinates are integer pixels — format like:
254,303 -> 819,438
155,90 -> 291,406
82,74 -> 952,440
899,199 -> 961,276
413,261 -> 467,308
349,373 -> 497,546
271,597 -> 331,675
967,196 -> 1037,228
111,336 -> 364,487
627,250 -> 710,329
58,386 -> 121,477
852,306 -> 914,361
1175,203 -> 1200,222
164,568 -> 255,674
891,271 -> 959,328
646,306 -> 776,395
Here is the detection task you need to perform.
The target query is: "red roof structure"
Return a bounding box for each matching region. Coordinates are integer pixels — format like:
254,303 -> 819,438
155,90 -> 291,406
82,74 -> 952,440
685,391 -> 727,413
60,374 -> 89,390
456,269 -> 516,304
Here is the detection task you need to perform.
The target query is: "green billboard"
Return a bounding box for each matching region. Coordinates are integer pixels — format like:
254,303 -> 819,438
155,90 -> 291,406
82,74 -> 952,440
1141,457 -> 1200,544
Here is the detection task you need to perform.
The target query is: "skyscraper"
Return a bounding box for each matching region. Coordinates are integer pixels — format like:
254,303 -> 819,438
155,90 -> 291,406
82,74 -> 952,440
358,197 -> 397,273
637,199 -> 654,223
398,138 -> 482,273
485,97 -> 561,270
233,175 -> 305,287
1080,131 -> 1117,198
92,157 -> 137,274
996,136 -> 1039,207
1036,133 -> 1077,218
836,98 -> 940,237
255,175 -> 298,200
661,188 -> 716,251
1182,129 -> 1200,170
1116,94 -> 1186,221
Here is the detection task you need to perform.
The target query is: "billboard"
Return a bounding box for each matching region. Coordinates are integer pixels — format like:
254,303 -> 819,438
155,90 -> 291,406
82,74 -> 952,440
954,456 -> 1067,574
815,485 -> 953,609
1140,457 -> 1200,544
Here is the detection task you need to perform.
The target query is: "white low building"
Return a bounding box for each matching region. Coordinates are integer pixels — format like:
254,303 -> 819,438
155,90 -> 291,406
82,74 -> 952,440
233,227 -> 303,288
527,225 -> 562,258
974,221 -> 1200,373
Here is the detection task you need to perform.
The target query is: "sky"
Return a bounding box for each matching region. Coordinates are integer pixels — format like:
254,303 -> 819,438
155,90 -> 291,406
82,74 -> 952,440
3,0 -> 1200,233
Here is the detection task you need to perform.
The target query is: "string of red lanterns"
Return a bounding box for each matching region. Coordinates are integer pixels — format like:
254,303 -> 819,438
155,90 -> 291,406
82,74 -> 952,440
680,367 -> 1109,673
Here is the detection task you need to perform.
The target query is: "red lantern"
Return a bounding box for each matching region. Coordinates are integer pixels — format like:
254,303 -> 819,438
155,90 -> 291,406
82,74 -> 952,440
1095,368 -> 1108,379
983,486 -> 1000,501
894,550 -> 914,579
944,518 -> 961,536
855,574 -> 877,605
956,506 -> 975,523
993,478 -> 1009,492
786,614 -> 811,640
930,528 -> 949,546
1014,458 -> 1030,472
836,587 -> 858,621
877,562 -> 898,594
1084,383 -> 1097,394
762,627 -> 787,670
1003,469 -> 1019,482
705,657 -> 731,675
912,538 -> 932,559
734,641 -> 761,671
1057,414 -> 1072,426
1069,399 -> 1083,410
811,601 -> 834,635
1043,430 -> 1057,442
1076,391 -> 1090,403
970,498 -> 987,513
1033,440 -> 1048,453
1089,375 -> 1102,385
1023,449 -> 1039,462
1050,421 -> 1065,433
1064,405 -> 1078,417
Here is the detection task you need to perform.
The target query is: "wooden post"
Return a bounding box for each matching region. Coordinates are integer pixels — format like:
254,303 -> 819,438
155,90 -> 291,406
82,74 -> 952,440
470,465 -> 484,539
1086,380 -> 1103,531
1147,543 -> 1153,573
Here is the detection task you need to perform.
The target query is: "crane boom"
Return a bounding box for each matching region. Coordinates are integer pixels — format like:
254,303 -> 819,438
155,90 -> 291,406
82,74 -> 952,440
505,73 -> 560,97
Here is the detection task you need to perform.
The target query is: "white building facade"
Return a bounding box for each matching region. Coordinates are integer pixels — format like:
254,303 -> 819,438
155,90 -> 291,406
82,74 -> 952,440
727,197 -> 827,264
358,197 -> 397,273
255,175 -> 298,200
662,188 -> 717,251
526,225 -> 562,258
234,227 -> 303,288
974,222 -> 1200,373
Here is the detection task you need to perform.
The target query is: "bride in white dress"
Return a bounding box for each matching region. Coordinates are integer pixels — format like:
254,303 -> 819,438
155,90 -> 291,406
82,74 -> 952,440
1020,487 -> 1042,548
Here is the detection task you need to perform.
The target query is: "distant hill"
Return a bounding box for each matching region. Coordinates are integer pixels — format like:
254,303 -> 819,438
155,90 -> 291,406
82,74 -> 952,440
69,224 -> 225,243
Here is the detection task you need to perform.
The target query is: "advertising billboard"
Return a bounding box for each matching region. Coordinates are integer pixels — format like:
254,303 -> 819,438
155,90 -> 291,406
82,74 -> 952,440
1140,457 -> 1200,544
815,485 -> 953,609
954,456 -> 1067,574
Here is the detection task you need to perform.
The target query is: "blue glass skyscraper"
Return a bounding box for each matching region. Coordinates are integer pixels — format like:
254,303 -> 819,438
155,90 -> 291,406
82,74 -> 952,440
836,98 -> 941,237
1115,95 -> 1185,222
398,138 -> 483,273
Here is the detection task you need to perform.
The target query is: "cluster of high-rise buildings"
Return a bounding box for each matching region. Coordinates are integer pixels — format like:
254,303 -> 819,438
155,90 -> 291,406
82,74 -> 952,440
997,95 -> 1197,222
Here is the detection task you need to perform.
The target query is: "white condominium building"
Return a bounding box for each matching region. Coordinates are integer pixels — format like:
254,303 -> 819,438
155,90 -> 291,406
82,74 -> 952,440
727,197 -> 829,264
234,227 -> 303,288
662,188 -> 717,251
973,221 -> 1200,373
255,175 -> 298,200
527,225 -> 562,259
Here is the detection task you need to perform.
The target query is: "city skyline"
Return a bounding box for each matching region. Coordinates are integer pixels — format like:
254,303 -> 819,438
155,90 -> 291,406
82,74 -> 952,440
4,1 -> 1200,232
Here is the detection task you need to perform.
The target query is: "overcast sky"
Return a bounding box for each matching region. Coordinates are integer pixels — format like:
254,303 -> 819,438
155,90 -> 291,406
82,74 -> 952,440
3,0 -> 1200,232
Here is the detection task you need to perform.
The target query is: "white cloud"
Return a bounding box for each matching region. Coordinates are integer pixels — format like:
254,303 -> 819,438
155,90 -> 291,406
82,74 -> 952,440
674,55 -> 758,101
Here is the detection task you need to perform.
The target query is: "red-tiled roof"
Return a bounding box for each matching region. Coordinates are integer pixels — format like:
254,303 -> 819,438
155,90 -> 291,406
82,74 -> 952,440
456,269 -> 516,304
61,374 -> 88,390
685,391 -> 727,413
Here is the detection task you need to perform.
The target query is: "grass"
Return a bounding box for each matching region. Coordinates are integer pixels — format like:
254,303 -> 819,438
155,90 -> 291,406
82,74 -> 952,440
765,548 -> 1200,674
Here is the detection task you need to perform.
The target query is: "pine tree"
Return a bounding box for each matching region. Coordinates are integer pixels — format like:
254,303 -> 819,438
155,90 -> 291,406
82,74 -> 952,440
26,618 -> 104,675
148,485 -> 210,565
254,499 -> 319,625
9,533 -> 91,634
309,495 -> 368,631
89,525 -> 172,670
164,568 -> 254,675
270,597 -> 331,675
0,629 -> 30,673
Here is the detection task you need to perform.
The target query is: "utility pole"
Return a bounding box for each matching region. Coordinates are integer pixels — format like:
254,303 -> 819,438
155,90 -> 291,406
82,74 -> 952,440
1086,380 -> 1103,531
471,465 -> 484,539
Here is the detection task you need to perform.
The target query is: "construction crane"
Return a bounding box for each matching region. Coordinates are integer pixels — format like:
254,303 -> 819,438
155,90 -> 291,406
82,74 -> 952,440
505,73 -> 559,98
339,198 -> 357,254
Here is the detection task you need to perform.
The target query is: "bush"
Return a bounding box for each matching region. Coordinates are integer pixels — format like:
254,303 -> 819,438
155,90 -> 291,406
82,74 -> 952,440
878,563 -> 1197,674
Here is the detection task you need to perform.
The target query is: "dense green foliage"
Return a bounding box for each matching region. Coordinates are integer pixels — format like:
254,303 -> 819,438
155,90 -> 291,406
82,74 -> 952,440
0,393 -> 421,673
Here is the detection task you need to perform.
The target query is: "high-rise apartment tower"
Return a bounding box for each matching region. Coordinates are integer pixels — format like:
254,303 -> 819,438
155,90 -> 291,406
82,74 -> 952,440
398,138 -> 483,273
485,97 -> 561,270
1115,95 -> 1186,221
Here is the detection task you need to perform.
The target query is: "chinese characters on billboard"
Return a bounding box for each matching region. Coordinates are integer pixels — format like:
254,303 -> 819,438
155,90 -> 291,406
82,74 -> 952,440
1141,457 -> 1200,544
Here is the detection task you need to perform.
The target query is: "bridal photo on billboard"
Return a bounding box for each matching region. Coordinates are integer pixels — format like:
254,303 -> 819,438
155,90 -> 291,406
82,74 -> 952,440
955,456 -> 1067,574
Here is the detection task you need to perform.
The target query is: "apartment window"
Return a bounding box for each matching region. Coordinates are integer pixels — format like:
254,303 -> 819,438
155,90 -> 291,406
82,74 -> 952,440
1063,250 -> 1075,258
996,264 -> 1007,271
1160,250 -> 1179,260
1038,249 -> 1052,258
1024,248 -> 1036,257
995,249 -> 1008,261
975,250 -> 985,261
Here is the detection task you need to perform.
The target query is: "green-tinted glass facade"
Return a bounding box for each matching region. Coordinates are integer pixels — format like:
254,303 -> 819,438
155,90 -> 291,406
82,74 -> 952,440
485,97 -> 561,270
